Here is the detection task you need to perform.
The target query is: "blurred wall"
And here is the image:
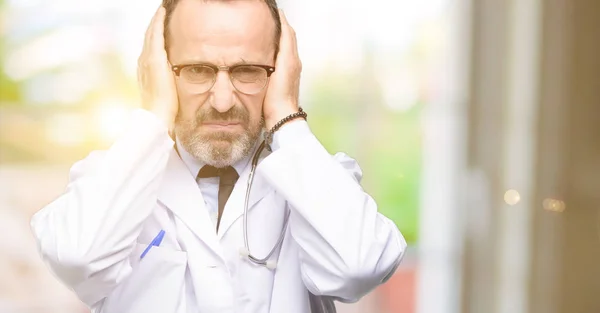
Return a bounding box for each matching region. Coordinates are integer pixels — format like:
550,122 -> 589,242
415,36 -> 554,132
460,1 -> 600,313
545,0 -> 600,312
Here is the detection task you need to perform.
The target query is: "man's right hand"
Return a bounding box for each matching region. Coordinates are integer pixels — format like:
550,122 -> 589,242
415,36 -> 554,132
137,6 -> 179,131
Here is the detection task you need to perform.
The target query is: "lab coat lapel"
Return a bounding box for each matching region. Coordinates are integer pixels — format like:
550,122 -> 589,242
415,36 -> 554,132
217,146 -> 273,239
157,148 -> 223,256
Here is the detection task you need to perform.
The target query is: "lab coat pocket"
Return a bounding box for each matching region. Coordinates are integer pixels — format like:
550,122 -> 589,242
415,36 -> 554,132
99,243 -> 188,313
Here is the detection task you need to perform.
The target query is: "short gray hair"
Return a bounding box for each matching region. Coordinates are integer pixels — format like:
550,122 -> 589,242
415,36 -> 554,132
162,0 -> 282,58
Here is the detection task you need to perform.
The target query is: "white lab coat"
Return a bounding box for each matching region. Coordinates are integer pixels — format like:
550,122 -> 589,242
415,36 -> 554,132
30,109 -> 407,313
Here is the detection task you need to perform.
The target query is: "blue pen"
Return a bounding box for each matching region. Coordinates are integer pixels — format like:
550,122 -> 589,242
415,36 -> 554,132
140,230 -> 165,259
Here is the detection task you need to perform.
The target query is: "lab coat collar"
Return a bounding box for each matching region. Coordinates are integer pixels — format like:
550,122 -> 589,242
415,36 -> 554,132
157,148 -> 224,258
157,139 -> 273,254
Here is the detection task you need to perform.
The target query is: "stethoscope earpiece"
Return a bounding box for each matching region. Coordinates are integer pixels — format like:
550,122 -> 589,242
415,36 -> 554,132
265,260 -> 277,270
239,247 -> 250,258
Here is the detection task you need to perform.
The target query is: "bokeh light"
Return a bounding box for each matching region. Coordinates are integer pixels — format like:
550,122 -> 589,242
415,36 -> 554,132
543,198 -> 566,213
504,189 -> 521,206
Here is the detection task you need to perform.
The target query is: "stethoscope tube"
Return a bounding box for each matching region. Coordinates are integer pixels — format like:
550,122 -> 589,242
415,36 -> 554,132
241,140 -> 290,270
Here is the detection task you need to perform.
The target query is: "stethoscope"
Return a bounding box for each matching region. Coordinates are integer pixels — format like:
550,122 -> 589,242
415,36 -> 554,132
241,144 -> 338,313
238,139 -> 290,270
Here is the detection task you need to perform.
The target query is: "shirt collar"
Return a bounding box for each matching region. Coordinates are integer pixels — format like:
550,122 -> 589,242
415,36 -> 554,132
175,136 -> 254,178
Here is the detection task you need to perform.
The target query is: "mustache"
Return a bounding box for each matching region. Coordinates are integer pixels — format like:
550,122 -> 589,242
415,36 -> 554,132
198,105 -> 250,124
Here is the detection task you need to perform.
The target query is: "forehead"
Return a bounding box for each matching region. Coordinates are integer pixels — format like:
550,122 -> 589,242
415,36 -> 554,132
168,0 -> 276,65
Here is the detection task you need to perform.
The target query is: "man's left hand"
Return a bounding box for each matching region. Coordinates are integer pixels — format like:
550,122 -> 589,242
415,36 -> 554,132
263,9 -> 302,130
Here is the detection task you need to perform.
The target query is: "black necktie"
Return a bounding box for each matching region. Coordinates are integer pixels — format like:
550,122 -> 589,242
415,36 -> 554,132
197,165 -> 239,232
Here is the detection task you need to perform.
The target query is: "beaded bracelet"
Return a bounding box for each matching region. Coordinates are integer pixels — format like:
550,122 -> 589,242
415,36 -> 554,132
263,107 -> 308,151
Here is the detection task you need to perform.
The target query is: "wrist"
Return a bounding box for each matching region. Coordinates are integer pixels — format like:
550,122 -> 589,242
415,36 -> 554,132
264,107 -> 299,130
270,119 -> 311,151
263,107 -> 307,150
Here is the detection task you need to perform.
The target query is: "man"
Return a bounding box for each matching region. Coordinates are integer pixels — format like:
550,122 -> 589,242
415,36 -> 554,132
30,0 -> 407,312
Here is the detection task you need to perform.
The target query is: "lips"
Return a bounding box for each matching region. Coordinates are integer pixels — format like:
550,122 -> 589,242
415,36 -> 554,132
201,122 -> 243,129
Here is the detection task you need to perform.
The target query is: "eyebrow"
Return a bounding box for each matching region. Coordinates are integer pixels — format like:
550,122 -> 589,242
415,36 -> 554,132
176,58 -> 254,66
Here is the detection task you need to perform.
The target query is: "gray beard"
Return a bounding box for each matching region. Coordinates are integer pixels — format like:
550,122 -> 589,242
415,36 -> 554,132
174,118 -> 263,168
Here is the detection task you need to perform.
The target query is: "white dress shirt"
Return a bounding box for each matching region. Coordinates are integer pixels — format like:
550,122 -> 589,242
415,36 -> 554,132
174,120 -> 311,228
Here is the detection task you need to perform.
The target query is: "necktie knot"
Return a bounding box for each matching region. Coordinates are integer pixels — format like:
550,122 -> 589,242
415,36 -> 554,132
197,165 -> 239,185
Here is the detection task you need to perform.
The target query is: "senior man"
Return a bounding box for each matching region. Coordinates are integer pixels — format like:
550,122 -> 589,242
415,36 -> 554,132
31,1 -> 407,312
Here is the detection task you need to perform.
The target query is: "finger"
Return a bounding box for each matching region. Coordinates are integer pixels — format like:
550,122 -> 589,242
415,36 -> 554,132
278,8 -> 292,27
277,10 -> 292,51
144,6 -> 164,52
277,9 -> 299,58
278,9 -> 295,41
150,7 -> 167,56
279,9 -> 297,38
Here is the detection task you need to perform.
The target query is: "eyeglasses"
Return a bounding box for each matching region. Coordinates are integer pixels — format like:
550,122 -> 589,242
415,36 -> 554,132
172,63 -> 276,95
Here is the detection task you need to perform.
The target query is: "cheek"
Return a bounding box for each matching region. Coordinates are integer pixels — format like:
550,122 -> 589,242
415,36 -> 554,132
176,84 -> 210,118
238,92 -> 266,121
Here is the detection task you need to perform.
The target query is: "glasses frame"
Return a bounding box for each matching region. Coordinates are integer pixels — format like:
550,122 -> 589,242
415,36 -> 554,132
171,63 -> 276,95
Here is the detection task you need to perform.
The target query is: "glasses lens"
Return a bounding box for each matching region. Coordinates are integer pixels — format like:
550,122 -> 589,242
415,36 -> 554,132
231,66 -> 268,94
181,65 -> 216,93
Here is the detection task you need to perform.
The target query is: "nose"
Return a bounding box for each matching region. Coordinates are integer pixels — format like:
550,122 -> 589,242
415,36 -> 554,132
210,71 -> 235,113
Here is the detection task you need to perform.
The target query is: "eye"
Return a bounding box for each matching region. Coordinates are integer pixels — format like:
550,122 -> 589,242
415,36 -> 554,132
182,65 -> 215,83
232,66 -> 267,83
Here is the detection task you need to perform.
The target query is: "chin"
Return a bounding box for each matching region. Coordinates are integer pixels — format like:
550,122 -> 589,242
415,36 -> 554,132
186,133 -> 248,167
200,132 -> 242,146
206,138 -> 234,150
176,122 -> 261,167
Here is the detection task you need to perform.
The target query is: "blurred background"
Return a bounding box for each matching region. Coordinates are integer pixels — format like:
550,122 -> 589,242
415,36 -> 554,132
0,0 -> 599,312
